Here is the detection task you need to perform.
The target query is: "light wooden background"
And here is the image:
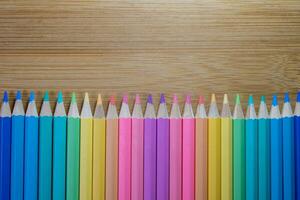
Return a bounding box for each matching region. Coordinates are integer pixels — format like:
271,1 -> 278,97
0,0 -> 299,110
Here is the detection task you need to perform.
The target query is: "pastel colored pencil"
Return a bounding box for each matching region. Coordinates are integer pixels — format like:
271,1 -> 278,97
53,91 -> 67,200
208,94 -> 221,200
295,92 -> 300,200
93,94 -> 106,200
195,95 -> 208,200
170,94 -> 182,200
24,91 -> 39,200
131,94 -> 144,200
232,94 -> 245,200
221,94 -> 232,200
10,91 -> 25,200
144,95 -> 157,200
39,91 -> 53,200
157,94 -> 170,200
282,92 -> 295,200
258,96 -> 270,200
270,94 -> 283,200
66,93 -> 80,200
245,95 -> 258,200
80,93 -> 93,200
182,95 -> 195,200
119,95 -> 132,200
106,96 -> 118,200
0,91 -> 11,200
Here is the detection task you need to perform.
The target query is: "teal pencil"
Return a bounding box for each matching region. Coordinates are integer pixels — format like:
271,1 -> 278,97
39,91 -> 53,200
258,96 -> 270,200
53,91 -> 67,200
245,95 -> 258,199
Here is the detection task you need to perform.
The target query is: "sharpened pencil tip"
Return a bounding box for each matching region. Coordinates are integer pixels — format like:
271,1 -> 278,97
284,92 -> 290,103
223,94 -> 229,104
297,91 -> 300,102
97,94 -> 102,105
3,91 -> 8,102
43,91 -> 49,102
71,92 -> 77,103
211,93 -> 216,103
135,94 -> 140,104
16,90 -> 22,100
110,95 -> 116,105
84,92 -> 89,103
235,94 -> 241,105
29,91 -> 35,102
185,95 -> 191,104
272,94 -> 278,106
198,95 -> 205,104
160,94 -> 166,103
57,91 -> 63,103
173,94 -> 178,104
123,94 -> 128,104
261,96 -> 266,103
248,95 -> 254,105
147,94 -> 153,104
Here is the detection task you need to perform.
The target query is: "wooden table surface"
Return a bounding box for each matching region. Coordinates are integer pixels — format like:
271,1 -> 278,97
0,0 -> 299,110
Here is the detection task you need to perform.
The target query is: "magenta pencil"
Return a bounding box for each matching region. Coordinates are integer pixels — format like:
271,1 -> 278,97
170,94 -> 182,200
131,94 -> 144,200
144,95 -> 157,200
183,95 -> 195,200
118,95 -> 132,200
157,94 -> 170,200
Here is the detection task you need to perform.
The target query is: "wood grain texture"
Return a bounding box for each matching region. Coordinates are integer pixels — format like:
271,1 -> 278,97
0,0 -> 299,110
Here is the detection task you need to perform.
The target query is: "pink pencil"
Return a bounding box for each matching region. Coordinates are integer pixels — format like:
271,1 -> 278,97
170,94 -> 183,200
182,95 -> 195,200
119,95 -> 132,200
131,94 -> 144,200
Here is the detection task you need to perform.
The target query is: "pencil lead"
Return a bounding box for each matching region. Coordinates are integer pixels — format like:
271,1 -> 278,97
123,94 -> 128,104
110,95 -> 116,105
297,91 -> 300,103
160,93 -> 166,104
71,92 -> 77,103
284,92 -> 290,103
198,95 -> 205,104
3,91 -> 9,102
261,95 -> 266,103
97,94 -> 102,105
248,95 -> 254,105
84,92 -> 89,103
16,90 -> 22,100
272,94 -> 278,106
223,94 -> 229,104
57,91 -> 63,103
43,91 -> 50,102
147,94 -> 153,104
235,94 -> 241,105
211,93 -> 216,103
173,94 -> 178,104
29,91 -> 35,102
185,95 -> 191,104
135,94 -> 140,104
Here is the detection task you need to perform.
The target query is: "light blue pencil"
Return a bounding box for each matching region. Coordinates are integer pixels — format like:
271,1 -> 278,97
282,92 -> 295,200
11,91 -> 25,200
53,91 -> 67,200
270,94 -> 282,200
39,91 -> 53,200
24,91 -> 39,200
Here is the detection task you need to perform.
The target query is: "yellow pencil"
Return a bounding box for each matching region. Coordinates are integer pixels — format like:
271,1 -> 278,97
93,94 -> 106,200
80,93 -> 93,200
221,94 -> 232,200
208,94 -> 221,200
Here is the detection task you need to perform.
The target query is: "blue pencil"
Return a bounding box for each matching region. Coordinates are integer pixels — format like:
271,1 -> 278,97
39,91 -> 53,200
282,92 -> 295,200
0,91 -> 12,200
24,91 -> 39,200
53,91 -> 67,200
245,95 -> 258,200
295,91 -> 300,200
11,91 -> 25,200
270,94 -> 283,200
258,96 -> 270,200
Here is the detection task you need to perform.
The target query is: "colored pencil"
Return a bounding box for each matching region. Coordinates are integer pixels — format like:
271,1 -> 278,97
106,96 -> 118,200
195,95 -> 207,200
144,95 -> 157,200
245,95 -> 258,200
53,91 -> 67,200
208,93 -> 221,200
24,91 -> 39,200
10,91 -> 25,200
66,92 -> 80,200
0,91 -> 11,200
93,94 -> 106,200
80,93 -> 93,200
131,94 -> 144,200
258,96 -> 270,200
221,94 -> 232,200
119,95 -> 132,200
157,94 -> 170,200
170,94 -> 182,200
270,94 -> 283,200
282,92 -> 295,200
295,92 -> 300,200
182,95 -> 195,200
39,91 -> 53,200
232,94 -> 245,200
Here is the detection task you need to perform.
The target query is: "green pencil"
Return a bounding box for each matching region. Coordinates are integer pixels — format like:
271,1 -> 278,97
66,93 -> 80,200
232,94 -> 245,200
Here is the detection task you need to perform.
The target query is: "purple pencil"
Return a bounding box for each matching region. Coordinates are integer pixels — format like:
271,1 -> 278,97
157,94 -> 170,200
144,95 -> 157,200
